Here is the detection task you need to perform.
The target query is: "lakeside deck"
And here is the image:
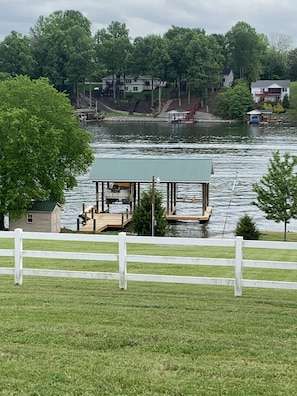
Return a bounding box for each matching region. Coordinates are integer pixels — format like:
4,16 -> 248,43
77,206 -> 212,233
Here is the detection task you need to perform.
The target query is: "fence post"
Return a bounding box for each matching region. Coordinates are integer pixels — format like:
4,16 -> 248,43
234,236 -> 243,297
118,232 -> 127,290
14,228 -> 23,285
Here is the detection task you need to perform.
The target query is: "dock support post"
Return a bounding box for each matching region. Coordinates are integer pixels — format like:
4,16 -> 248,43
93,219 -> 96,232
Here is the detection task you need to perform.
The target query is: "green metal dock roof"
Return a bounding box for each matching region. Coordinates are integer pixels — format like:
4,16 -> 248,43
89,158 -> 213,183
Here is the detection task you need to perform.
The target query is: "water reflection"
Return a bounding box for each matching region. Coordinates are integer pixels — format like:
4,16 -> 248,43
62,121 -> 297,238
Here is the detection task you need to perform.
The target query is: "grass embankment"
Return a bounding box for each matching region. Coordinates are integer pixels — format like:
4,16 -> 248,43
287,81 -> 297,121
1,236 -> 297,395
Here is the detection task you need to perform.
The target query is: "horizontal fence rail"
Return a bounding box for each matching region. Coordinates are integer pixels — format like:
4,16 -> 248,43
1,229 -> 297,296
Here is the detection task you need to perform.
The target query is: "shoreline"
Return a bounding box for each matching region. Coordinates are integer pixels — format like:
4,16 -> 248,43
102,114 -> 236,123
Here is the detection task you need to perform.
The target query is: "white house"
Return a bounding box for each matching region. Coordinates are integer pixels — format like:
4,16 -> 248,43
251,80 -> 290,104
221,68 -> 234,88
101,75 -> 165,94
9,201 -> 61,233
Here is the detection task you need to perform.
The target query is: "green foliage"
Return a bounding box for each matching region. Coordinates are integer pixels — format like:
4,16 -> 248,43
215,80 -> 253,120
0,31 -> 36,77
252,151 -> 297,241
282,93 -> 290,109
132,187 -> 168,236
185,33 -> 225,96
273,102 -> 285,113
30,10 -> 94,95
0,76 -> 94,229
226,22 -> 268,82
235,214 -> 260,240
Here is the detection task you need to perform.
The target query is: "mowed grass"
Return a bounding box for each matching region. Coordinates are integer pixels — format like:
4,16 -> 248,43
1,235 -> 297,395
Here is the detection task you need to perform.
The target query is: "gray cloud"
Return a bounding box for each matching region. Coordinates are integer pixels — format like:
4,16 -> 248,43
0,0 -> 296,46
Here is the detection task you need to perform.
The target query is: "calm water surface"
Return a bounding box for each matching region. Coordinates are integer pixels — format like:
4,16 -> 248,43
62,121 -> 297,238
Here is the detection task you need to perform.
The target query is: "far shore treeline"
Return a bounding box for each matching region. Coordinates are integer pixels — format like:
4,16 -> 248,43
0,10 -> 297,103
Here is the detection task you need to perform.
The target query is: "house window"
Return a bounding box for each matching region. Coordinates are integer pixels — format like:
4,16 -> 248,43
133,86 -> 138,91
145,80 -> 150,86
27,213 -> 33,223
125,79 -> 132,84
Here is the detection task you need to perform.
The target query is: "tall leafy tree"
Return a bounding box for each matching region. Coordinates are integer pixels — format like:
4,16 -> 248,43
226,22 -> 268,82
129,34 -> 170,108
30,10 -> 94,97
287,48 -> 297,81
0,76 -> 94,230
94,21 -> 132,98
185,32 -> 225,98
164,26 -> 202,105
252,151 -> 297,241
0,31 -> 36,76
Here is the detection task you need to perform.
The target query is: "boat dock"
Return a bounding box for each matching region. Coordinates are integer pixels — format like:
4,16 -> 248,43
77,206 -> 212,233
77,209 -> 132,233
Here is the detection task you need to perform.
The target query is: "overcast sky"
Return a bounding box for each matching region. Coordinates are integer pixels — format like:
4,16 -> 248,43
1,0 -> 297,46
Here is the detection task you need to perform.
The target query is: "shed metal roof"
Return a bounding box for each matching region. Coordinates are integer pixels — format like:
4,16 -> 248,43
28,201 -> 60,212
89,158 -> 213,183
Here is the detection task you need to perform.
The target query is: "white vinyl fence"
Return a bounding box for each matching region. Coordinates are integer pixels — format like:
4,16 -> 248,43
1,228 -> 297,296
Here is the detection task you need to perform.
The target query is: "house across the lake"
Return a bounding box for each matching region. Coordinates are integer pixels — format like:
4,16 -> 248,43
221,68 -> 234,88
9,201 -> 61,233
251,80 -> 290,104
101,75 -> 166,94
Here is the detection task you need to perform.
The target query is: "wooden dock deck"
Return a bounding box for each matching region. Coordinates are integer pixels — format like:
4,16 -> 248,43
78,206 -> 212,233
166,206 -> 212,223
78,212 -> 132,233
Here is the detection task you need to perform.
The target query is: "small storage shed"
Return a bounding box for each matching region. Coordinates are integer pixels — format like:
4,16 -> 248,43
9,201 -> 61,233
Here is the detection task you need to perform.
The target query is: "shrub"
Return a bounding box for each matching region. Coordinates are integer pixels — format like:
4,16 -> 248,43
132,187 -> 167,236
235,214 -> 260,240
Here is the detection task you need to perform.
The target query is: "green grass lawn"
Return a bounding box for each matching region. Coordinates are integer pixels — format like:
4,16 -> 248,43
1,235 -> 297,395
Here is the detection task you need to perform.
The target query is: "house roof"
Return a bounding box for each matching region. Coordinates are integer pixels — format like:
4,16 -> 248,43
28,201 -> 60,212
251,80 -> 290,89
89,158 -> 214,183
221,68 -> 232,75
102,75 -> 160,81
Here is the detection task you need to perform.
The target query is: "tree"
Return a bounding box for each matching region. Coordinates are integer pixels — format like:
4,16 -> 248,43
287,48 -> 297,81
226,22 -> 268,82
164,26 -> 203,106
30,10 -> 94,97
215,79 -> 253,120
0,76 -> 94,230
129,35 -> 170,108
132,186 -> 167,236
0,31 -> 36,77
185,32 -> 225,99
252,151 -> 297,241
94,21 -> 132,99
235,214 -> 260,240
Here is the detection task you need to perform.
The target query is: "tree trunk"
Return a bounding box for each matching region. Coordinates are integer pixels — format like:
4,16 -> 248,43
151,77 -> 154,108
0,213 -> 5,231
158,84 -> 162,113
284,220 -> 287,241
178,77 -> 181,107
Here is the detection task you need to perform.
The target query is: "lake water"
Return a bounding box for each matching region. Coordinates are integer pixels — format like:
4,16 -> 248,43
62,121 -> 297,238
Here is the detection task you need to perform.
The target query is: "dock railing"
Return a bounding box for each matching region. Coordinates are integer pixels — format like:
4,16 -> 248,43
1,229 -> 297,296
